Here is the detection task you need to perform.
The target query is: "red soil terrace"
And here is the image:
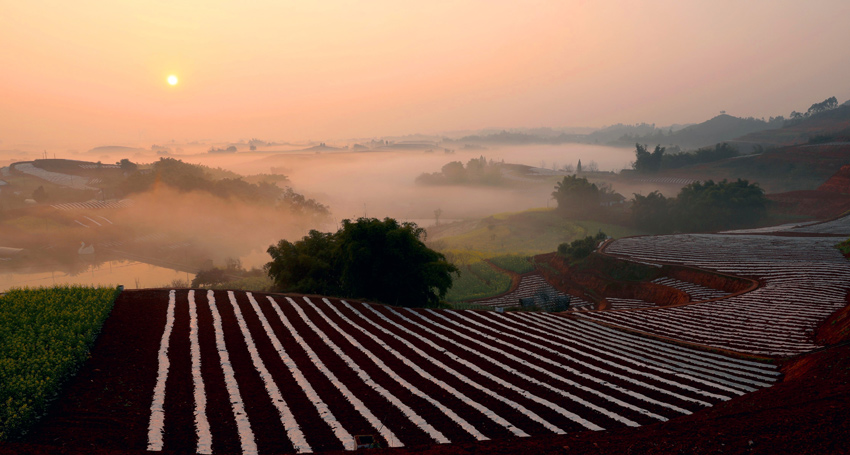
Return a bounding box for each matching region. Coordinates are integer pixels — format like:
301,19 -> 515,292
2,287 -> 849,455
769,163 -> 850,219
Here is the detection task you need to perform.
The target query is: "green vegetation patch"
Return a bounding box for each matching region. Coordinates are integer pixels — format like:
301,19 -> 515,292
0,286 -> 119,441
433,208 -> 644,256
574,253 -> 663,282
488,255 -> 535,274
445,261 -> 512,302
837,238 -> 850,256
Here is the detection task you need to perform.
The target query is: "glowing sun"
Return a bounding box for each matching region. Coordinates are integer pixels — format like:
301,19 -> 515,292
167,75 -> 178,86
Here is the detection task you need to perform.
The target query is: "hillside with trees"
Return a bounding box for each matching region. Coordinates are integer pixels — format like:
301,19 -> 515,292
120,157 -> 328,215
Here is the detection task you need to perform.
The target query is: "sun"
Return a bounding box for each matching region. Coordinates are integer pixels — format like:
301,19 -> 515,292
167,75 -> 178,86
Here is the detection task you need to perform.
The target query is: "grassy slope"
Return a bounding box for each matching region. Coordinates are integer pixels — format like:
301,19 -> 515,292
434,208 -> 645,302
432,208 -> 645,257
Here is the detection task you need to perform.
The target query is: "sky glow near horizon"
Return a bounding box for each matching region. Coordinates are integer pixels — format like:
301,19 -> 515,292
1,0 -> 849,148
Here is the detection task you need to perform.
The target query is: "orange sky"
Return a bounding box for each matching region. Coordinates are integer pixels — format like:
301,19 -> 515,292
1,1 -> 849,148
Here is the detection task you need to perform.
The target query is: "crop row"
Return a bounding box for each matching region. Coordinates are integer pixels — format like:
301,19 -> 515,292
651,277 -> 729,302
52,200 -> 133,211
470,274 -> 587,310
0,286 -> 119,441
146,290 -> 778,454
586,233 -> 850,356
12,163 -> 96,191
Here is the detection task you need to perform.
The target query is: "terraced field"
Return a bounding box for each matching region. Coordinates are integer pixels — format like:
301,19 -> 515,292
579,228 -> 850,356
28,289 -> 780,454
470,273 -> 593,310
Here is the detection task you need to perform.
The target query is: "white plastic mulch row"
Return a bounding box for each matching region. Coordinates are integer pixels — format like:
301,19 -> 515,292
587,233 -> 850,356
471,273 -> 580,309
651,277 -> 730,302
147,290 -> 780,454
79,163 -> 121,169
634,177 -> 697,185
606,298 -> 656,310
52,199 -> 133,211
788,214 -> 850,235
13,162 -> 96,190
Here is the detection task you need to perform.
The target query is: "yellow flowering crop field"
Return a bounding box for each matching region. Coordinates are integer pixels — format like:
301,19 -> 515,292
0,286 -> 119,441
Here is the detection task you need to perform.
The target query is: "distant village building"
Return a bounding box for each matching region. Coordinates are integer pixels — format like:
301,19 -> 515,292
600,192 -> 626,206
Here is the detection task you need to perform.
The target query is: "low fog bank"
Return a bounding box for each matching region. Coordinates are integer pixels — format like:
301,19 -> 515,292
186,143 -> 635,227
2,143 -> 638,271
109,186 -> 325,269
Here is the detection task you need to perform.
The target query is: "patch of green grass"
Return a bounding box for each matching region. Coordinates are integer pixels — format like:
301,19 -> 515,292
837,238 -> 850,255
0,286 -> 119,441
445,261 -> 511,302
489,255 -> 535,274
435,208 -> 645,256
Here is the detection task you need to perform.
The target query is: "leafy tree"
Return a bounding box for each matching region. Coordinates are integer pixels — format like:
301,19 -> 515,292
191,268 -> 229,288
118,158 -> 138,172
557,231 -> 608,262
552,175 -> 600,216
632,143 -> 665,173
266,218 -> 458,307
673,179 -> 766,232
661,143 -> 738,169
806,96 -> 838,117
631,191 -> 671,232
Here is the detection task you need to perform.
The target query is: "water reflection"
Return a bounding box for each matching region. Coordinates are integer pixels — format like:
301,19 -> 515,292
0,259 -> 192,291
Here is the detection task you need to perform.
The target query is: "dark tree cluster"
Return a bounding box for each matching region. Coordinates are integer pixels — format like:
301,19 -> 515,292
557,231 -> 608,262
632,179 -> 767,233
191,258 -> 263,288
551,175 -> 614,216
789,96 -> 839,121
265,217 -> 458,308
632,144 -> 666,173
632,143 -> 739,173
416,156 -> 504,186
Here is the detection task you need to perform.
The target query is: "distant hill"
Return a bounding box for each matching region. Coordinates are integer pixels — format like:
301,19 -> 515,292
600,115 -> 782,150
732,105 -> 850,149
657,141 -> 850,194
665,114 -> 781,149
87,145 -> 146,155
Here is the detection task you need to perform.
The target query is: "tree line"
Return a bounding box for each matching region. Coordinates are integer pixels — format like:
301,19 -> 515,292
632,179 -> 767,233
632,142 -> 739,173
416,156 -> 504,186
551,174 -> 767,233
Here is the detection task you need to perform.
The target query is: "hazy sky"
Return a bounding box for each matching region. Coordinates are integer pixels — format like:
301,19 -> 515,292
2,0 -> 849,148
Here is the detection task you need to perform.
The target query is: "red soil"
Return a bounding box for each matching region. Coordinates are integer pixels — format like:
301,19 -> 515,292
4,289 -> 849,455
768,190 -> 850,219
534,252 -> 751,309
818,164 -> 850,194
767,164 -> 850,218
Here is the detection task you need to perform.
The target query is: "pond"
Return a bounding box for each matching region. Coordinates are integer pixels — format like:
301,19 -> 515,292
0,260 -> 192,291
